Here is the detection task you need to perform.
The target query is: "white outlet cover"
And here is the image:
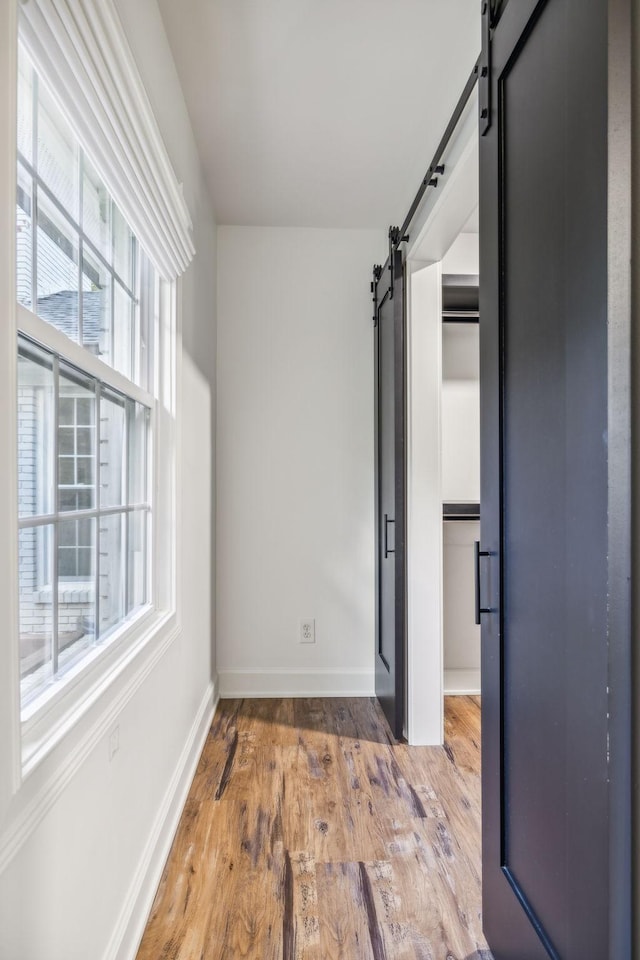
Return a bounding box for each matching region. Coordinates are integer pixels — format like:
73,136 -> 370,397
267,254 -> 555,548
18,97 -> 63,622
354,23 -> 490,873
300,619 -> 315,643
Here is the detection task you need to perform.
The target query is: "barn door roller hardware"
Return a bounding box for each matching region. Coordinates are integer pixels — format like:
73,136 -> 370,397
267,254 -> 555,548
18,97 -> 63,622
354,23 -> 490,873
388,227 -> 409,298
370,57 -> 480,298
479,0 -> 491,134
369,0 -> 516,316
371,263 -> 383,325
478,0 -> 506,134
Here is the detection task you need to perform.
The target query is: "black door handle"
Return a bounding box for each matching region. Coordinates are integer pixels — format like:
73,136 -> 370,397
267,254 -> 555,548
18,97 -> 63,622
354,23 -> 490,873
474,540 -> 491,624
384,514 -> 395,558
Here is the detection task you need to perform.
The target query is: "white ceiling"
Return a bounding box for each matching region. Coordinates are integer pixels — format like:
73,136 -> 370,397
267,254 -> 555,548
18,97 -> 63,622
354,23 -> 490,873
157,0 -> 480,229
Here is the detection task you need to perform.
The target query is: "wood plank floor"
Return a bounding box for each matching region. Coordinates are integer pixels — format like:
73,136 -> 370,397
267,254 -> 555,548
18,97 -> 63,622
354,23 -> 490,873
136,696 -> 491,960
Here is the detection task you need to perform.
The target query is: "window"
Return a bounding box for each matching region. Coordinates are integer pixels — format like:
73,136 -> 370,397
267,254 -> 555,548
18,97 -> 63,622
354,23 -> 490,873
17,49 -> 155,710
17,52 -> 147,385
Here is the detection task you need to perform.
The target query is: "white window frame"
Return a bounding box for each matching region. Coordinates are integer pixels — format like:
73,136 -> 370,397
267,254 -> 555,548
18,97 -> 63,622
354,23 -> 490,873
14,57 -> 179,778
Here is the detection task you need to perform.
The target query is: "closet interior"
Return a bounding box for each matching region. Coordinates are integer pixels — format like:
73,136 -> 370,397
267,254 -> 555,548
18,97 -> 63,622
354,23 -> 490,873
441,267 -> 481,696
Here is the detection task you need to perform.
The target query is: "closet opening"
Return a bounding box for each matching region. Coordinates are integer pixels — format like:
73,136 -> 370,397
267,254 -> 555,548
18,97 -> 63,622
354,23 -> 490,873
441,269 -> 480,699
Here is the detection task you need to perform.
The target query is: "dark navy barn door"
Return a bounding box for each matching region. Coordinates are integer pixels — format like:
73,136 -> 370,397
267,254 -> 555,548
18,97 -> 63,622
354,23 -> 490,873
373,250 -> 405,739
479,0 -> 632,958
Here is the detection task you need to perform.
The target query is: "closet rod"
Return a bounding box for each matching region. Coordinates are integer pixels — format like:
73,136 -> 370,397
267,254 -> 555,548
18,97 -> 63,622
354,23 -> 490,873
443,502 -> 481,521
442,312 -> 480,323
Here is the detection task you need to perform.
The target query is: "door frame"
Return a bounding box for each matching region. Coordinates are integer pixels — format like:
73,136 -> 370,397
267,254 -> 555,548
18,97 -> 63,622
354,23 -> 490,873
403,89 -> 480,745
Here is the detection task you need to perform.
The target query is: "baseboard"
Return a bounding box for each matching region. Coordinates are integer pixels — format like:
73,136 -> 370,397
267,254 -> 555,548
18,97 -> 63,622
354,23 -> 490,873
444,668 -> 481,696
218,668 -> 375,698
104,673 -> 219,960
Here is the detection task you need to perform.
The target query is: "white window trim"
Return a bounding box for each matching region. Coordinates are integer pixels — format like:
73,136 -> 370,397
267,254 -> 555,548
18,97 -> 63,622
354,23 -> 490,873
17,281 -> 178,777
0,8 -> 185,880
21,607 -> 173,776
3,0 -> 22,799
0,270 -> 182,860
19,306 -> 154,410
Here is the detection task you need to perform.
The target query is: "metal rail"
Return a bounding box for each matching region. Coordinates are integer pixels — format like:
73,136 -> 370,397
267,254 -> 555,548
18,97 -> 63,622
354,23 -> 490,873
374,58 -> 480,289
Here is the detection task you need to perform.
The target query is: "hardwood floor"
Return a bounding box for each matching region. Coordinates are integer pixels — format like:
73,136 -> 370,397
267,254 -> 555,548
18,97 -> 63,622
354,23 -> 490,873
136,697 -> 490,960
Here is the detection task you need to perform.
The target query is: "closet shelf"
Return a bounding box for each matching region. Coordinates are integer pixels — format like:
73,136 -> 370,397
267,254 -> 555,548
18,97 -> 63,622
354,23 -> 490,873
442,309 -> 479,323
442,273 -> 479,323
443,502 -> 480,521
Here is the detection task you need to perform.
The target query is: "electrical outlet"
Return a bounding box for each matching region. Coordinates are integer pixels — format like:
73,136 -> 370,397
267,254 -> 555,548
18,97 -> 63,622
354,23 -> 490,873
300,619 -> 315,644
108,725 -> 120,761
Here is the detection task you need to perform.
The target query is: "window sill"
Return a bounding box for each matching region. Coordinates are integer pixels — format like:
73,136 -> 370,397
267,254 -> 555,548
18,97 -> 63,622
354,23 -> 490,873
20,605 -> 178,779
33,581 -> 95,604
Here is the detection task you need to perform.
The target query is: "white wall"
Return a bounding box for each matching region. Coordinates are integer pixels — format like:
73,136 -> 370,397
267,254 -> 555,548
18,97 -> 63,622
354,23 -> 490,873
440,232 -> 480,694
441,231 -> 480,503
442,519 -> 481,695
441,230 -> 479,275
216,226 -> 385,696
0,1 -> 218,958
441,325 -> 480,502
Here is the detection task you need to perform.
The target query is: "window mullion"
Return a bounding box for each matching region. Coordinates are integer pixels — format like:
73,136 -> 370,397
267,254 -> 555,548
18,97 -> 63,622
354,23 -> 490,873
124,397 -> 130,615
95,381 -> 101,640
78,151 -> 84,348
18,308 -> 155,409
131,238 -> 137,383
110,197 -> 115,369
18,503 -> 147,531
52,355 -> 60,677
31,73 -> 38,315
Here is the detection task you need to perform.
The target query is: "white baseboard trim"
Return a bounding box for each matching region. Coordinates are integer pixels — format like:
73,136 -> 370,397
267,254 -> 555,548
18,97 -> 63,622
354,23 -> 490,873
104,674 -> 219,960
218,668 -> 375,698
444,668 -> 481,696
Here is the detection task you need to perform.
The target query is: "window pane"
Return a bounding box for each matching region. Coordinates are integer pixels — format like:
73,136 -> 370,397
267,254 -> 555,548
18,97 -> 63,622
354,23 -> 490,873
58,459 -> 75,485
59,396 -> 74,425
18,340 -> 54,519
19,524 -> 54,704
18,57 -> 150,391
113,204 -> 134,289
77,546 -> 93,578
82,156 -> 111,258
134,253 -> 154,391
76,397 -> 94,425
82,248 -> 111,359
98,512 -> 126,636
37,82 -> 78,218
57,516 -> 95,672
128,401 -> 149,505
127,509 -> 147,613
76,456 -> 94,485
17,164 -> 33,309
58,546 -> 76,577
58,428 -> 74,456
17,51 -> 33,164
100,389 -> 126,508
58,365 -> 96,512
76,427 -> 93,455
36,190 -> 80,342
114,281 -> 133,379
